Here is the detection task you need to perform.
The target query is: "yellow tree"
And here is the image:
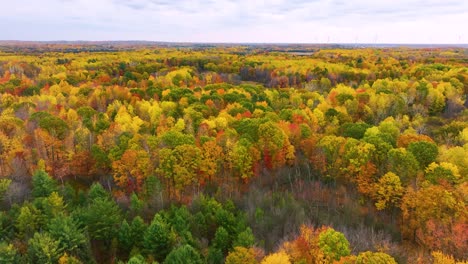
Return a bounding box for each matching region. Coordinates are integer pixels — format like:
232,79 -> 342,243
114,105 -> 145,135
229,139 -> 260,183
341,138 -> 375,182
373,172 -> 404,210
34,128 -> 67,179
261,252 -> 291,264
431,251 -> 467,264
258,121 -> 289,169
356,251 -> 397,264
225,247 -> 257,264
438,146 -> 468,181
401,185 -> 467,255
157,144 -> 201,199
316,135 -> 347,181
0,132 -> 23,177
172,144 -> 201,194
425,162 -> 461,185
200,140 -> 224,185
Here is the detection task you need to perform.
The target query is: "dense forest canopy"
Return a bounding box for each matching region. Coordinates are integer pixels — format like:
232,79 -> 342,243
0,44 -> 467,263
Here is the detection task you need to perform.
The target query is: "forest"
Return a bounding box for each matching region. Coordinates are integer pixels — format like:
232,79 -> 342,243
0,43 -> 466,263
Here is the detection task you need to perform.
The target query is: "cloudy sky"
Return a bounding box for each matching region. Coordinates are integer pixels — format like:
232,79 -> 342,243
0,0 -> 467,43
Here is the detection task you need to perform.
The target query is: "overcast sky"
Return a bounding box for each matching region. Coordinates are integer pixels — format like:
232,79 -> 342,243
0,0 -> 467,43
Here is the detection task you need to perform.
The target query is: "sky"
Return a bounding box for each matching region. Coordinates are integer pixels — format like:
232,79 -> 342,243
0,0 -> 467,44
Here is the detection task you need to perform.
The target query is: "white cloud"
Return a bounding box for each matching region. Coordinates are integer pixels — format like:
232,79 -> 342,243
0,0 -> 467,43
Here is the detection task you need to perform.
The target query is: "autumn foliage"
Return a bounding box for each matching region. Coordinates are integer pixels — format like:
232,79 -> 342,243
0,44 -> 467,263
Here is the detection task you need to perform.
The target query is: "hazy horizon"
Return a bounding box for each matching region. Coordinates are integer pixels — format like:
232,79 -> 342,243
1,41 -> 467,47
1,0 -> 467,44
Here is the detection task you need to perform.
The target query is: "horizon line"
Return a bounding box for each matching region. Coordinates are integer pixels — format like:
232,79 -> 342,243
0,40 -> 467,46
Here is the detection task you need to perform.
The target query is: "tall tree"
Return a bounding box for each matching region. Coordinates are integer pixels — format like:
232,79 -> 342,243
84,197 -> 122,243
31,170 -> 57,198
318,228 -> 351,262
373,172 -> 404,210
407,141 -> 438,169
47,216 -> 88,260
164,244 -> 203,264
28,232 -> 63,264
143,214 -> 175,262
225,247 -> 257,264
112,149 -> 151,193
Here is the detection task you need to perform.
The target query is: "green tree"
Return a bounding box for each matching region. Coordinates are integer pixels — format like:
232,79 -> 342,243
32,170 -> 57,198
425,162 -> 461,185
0,242 -> 19,264
85,198 -> 122,242
0,179 -> 11,202
387,148 -> 419,184
158,144 -> 201,197
127,254 -> 146,264
144,214 -> 175,262
130,216 -> 147,249
28,232 -> 63,264
87,182 -> 108,201
407,141 -> 438,169
164,244 -> 203,264
118,220 -> 132,251
91,145 -> 111,171
229,139 -> 259,181
38,115 -> 69,140
207,247 -> 224,264
160,130 -> 195,148
41,192 -> 65,218
233,227 -> 255,248
212,226 -> 230,254
341,122 -> 371,139
318,228 -> 351,261
165,206 -> 193,244
363,134 -> 393,172
258,121 -> 286,154
16,203 -> 40,238
48,216 -> 87,258
118,216 -> 147,255
129,193 -> 143,215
